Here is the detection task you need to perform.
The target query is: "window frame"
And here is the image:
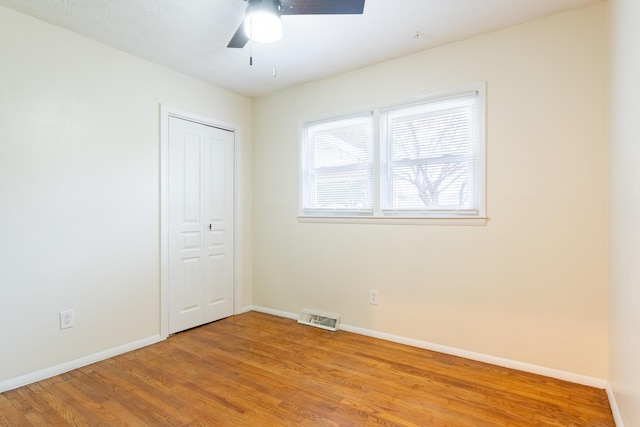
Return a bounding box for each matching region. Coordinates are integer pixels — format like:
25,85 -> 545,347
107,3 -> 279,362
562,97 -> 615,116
299,83 -> 487,225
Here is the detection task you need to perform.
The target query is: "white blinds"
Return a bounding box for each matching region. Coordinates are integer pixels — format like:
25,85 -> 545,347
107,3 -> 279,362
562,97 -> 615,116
303,114 -> 374,213
300,86 -> 484,219
382,93 -> 480,215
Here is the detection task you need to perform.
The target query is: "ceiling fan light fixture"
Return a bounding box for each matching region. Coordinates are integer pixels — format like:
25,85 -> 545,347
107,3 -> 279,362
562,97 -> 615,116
244,3 -> 283,44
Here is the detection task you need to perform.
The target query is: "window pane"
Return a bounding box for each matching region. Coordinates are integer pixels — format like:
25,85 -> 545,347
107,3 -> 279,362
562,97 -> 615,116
311,123 -> 370,168
391,108 -> 471,161
313,169 -> 372,209
304,114 -> 373,212
384,94 -> 479,213
391,163 -> 470,209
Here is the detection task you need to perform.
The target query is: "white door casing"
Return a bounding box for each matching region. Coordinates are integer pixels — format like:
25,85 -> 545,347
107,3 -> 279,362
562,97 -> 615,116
161,107 -> 238,336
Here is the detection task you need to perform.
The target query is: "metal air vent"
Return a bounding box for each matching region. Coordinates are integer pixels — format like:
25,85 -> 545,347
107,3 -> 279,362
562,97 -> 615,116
298,309 -> 340,331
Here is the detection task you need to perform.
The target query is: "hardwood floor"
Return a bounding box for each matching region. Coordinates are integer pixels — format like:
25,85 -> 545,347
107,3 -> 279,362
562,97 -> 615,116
0,312 -> 614,426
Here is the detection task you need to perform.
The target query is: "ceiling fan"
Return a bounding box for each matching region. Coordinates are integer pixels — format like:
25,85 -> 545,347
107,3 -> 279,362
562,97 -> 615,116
227,0 -> 366,48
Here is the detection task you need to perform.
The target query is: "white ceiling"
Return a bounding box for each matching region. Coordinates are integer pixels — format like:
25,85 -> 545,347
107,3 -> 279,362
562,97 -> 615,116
0,0 -> 603,98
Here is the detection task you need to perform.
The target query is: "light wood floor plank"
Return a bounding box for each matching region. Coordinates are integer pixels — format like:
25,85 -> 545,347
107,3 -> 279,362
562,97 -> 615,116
0,311 -> 614,426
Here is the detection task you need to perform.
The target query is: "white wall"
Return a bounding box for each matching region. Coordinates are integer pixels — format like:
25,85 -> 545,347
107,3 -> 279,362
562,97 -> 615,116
253,4 -> 608,379
609,0 -> 640,424
0,6 -> 252,384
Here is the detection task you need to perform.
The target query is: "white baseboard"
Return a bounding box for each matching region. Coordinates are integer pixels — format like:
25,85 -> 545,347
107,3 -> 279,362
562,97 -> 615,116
340,323 -> 607,388
250,305 -> 607,389
238,304 -> 257,315
606,383 -> 624,427
250,305 -> 299,320
0,335 -> 164,394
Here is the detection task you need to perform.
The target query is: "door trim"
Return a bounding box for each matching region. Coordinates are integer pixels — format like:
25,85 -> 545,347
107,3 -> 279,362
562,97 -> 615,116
160,104 -> 242,338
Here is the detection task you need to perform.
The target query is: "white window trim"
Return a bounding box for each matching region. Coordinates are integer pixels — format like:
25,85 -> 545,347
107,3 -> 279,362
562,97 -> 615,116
298,82 -> 487,225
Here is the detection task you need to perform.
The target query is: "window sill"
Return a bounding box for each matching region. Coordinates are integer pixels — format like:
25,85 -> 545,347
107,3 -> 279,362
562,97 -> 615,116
297,216 -> 488,226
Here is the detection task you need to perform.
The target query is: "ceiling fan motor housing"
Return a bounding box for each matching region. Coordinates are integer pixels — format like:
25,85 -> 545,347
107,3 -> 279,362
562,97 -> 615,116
227,0 -> 366,48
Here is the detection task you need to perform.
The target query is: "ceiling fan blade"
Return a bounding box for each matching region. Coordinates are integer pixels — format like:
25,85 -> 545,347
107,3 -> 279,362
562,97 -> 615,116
227,21 -> 249,48
280,0 -> 365,15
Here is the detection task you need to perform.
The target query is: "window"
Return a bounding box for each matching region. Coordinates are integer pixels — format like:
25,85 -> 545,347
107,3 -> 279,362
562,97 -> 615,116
300,84 -> 485,223
302,114 -> 374,215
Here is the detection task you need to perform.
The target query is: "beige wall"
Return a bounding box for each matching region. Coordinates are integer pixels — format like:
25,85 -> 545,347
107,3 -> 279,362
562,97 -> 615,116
609,0 -> 640,423
0,0 -> 615,394
253,4 -> 608,378
0,6 -> 252,383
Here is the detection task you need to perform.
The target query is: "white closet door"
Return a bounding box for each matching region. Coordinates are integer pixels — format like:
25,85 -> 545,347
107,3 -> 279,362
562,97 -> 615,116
168,116 -> 234,334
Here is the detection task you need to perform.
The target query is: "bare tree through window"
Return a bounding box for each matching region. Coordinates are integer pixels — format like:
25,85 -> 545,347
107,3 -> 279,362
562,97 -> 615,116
388,104 -> 474,210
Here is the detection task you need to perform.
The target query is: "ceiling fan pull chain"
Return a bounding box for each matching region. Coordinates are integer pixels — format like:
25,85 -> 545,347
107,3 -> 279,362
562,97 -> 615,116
273,54 -> 277,77
249,37 -> 253,66
249,14 -> 253,66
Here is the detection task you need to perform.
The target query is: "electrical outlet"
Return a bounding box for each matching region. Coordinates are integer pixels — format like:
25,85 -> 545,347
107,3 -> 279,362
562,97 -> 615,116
369,290 -> 378,305
60,309 -> 75,329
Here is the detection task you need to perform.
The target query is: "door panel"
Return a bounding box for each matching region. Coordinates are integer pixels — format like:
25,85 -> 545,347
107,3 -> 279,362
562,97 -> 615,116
168,116 -> 234,334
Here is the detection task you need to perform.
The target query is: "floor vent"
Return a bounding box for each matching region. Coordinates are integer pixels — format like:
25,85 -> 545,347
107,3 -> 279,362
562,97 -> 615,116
298,309 -> 340,331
